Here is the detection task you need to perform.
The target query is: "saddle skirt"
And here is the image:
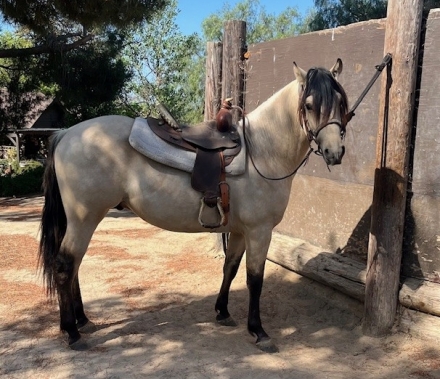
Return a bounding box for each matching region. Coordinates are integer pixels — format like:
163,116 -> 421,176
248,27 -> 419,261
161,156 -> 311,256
128,117 -> 246,176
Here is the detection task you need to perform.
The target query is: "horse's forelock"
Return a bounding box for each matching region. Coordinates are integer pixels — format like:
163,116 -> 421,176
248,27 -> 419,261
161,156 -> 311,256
299,67 -> 349,126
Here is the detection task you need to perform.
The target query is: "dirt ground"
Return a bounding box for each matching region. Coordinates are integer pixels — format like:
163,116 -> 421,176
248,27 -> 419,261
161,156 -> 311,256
1,196 -> 440,379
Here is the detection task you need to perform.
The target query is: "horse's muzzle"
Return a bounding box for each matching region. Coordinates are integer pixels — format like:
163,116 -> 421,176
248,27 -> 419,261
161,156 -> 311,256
323,145 -> 345,166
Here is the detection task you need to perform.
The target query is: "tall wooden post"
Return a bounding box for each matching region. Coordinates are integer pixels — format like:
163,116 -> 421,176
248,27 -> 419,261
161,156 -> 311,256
221,20 -> 246,123
204,42 -> 223,121
363,0 -> 424,336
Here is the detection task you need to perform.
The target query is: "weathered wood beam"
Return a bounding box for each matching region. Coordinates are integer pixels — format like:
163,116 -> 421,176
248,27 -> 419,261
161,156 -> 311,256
221,20 -> 246,123
204,42 -> 223,122
267,233 -> 366,302
399,278 -> 440,317
363,0 -> 424,336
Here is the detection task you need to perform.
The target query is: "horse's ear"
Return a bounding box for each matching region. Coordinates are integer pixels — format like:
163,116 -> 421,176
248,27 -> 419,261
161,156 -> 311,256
330,58 -> 343,80
293,62 -> 307,89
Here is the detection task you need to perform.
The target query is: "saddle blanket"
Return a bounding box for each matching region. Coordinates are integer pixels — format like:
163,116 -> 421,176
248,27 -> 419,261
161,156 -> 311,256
128,117 -> 246,175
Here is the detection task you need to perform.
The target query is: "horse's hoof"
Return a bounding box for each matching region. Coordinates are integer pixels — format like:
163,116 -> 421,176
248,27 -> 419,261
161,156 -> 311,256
68,337 -> 90,351
216,315 -> 237,327
256,338 -> 279,353
78,320 -> 97,334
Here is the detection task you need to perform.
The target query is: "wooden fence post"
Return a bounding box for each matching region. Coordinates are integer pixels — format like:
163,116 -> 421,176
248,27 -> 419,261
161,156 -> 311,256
204,42 -> 223,122
363,0 -> 424,336
221,20 -> 246,123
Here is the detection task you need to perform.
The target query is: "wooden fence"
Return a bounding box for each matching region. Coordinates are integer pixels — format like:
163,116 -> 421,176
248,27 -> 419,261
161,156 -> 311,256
206,9 -> 440,341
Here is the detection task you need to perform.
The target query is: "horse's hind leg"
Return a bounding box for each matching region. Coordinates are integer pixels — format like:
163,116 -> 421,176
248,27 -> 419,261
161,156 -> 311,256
215,233 -> 245,326
54,250 -> 80,345
72,273 -> 97,334
55,218 -> 102,348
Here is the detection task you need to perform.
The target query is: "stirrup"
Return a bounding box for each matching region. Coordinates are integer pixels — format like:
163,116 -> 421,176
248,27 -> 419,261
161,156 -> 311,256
198,197 -> 225,228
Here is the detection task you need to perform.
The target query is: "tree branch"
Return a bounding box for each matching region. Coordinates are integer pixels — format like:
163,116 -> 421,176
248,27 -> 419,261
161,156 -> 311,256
0,34 -> 94,58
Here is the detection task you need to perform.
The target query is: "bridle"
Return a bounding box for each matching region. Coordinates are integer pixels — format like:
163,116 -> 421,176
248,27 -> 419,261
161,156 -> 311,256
242,81 -> 348,181
299,108 -> 347,157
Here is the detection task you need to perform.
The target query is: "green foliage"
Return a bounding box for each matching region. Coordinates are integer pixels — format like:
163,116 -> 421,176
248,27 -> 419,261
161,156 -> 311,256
308,0 -> 387,31
1,0 -> 168,37
0,31 -> 46,133
123,0 -> 203,123
0,1 -> 169,131
0,160 -> 44,196
176,0 -> 307,123
202,0 -> 304,44
308,0 -> 440,32
46,31 -> 133,125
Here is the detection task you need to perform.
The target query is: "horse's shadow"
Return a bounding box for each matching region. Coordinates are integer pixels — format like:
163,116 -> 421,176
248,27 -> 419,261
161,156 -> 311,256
336,196 -> 422,288
67,270 -> 364,353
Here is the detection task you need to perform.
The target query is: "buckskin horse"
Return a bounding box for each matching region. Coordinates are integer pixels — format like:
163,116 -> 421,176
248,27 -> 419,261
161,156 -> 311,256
39,59 -> 349,353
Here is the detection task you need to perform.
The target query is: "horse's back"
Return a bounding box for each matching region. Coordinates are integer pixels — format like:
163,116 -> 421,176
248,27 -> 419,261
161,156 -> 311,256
54,115 -> 137,219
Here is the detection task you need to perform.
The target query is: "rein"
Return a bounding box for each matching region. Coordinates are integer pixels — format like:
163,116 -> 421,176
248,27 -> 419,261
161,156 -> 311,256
345,53 -> 392,122
242,112 -> 315,181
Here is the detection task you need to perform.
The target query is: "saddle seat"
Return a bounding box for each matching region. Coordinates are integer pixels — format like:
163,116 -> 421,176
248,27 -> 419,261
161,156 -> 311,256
182,120 -> 240,150
147,117 -> 240,153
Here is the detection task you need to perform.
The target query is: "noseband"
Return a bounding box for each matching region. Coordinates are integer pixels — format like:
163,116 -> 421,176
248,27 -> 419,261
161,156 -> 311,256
300,109 -> 347,157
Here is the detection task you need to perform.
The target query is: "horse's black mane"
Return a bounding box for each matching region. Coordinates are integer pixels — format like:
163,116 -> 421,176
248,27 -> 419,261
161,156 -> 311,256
299,67 -> 349,127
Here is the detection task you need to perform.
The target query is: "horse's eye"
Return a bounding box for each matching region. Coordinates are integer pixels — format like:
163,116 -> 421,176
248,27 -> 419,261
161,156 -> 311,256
305,103 -> 312,111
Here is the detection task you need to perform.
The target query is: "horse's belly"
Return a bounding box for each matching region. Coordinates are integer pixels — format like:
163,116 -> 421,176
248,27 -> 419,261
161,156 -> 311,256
124,158 -> 226,232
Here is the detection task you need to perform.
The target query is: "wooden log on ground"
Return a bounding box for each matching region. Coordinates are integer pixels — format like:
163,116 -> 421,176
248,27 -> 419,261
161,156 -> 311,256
399,278 -> 440,317
267,233 -> 366,302
268,233 -> 440,319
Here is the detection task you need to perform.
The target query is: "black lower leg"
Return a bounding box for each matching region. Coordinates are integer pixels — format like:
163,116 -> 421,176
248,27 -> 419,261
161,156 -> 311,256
55,252 -> 81,345
215,253 -> 244,321
72,274 -> 89,328
247,271 -> 270,343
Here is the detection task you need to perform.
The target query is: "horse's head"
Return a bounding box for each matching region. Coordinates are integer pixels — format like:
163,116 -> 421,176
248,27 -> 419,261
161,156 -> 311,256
293,59 -> 349,166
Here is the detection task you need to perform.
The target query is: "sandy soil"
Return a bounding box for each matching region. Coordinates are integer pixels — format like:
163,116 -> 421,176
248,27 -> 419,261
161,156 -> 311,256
1,196 -> 440,379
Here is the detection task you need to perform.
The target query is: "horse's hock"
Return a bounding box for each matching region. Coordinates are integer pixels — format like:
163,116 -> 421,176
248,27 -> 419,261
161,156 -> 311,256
243,11 -> 440,340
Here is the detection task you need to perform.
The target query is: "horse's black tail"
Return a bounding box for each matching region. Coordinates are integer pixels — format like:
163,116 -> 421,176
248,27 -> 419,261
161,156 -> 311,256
38,131 -> 67,296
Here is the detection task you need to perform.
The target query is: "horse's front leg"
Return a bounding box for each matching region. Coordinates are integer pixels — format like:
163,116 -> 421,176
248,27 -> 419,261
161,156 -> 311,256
245,229 -> 278,353
215,232 -> 245,326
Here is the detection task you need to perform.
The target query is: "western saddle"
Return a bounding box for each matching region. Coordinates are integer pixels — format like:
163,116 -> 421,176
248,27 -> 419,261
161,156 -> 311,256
147,100 -> 242,228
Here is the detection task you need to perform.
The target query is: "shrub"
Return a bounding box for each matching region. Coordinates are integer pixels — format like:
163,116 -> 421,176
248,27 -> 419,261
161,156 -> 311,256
0,160 -> 45,197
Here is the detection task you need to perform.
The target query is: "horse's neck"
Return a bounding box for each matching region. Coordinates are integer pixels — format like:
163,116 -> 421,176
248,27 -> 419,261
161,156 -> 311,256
245,81 -> 309,175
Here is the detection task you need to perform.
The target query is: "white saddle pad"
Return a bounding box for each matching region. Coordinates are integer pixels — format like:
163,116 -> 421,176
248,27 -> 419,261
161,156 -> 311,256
128,117 -> 246,175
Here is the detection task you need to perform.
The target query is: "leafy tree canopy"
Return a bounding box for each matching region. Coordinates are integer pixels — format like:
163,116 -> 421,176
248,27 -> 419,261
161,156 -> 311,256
0,1 -> 169,131
202,0 -> 305,44
0,0 -> 168,58
122,0 -> 202,123
308,0 -> 440,32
